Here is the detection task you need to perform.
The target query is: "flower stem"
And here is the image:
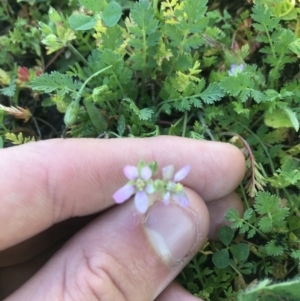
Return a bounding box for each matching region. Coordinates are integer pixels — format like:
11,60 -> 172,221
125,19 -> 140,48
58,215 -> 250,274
67,43 -> 89,66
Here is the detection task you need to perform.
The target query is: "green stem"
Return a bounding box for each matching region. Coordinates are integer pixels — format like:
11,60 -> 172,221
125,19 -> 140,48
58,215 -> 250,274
75,65 -> 113,104
243,219 -> 269,240
105,99 -> 117,116
235,121 -> 275,174
166,34 -> 188,79
67,43 -> 89,66
198,111 -> 216,141
229,262 -> 241,276
264,26 -> 276,59
141,27 -> 147,100
272,52 -> 284,88
239,184 -> 250,209
112,73 -> 125,94
152,0 -> 159,11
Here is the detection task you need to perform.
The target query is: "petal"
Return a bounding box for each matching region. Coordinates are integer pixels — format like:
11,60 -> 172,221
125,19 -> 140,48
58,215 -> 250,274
163,191 -> 170,205
162,165 -> 174,180
141,165 -> 152,180
173,193 -> 190,207
239,64 -> 245,72
123,165 -> 138,180
134,191 -> 149,213
112,184 -> 135,204
146,183 -> 155,194
173,165 -> 191,182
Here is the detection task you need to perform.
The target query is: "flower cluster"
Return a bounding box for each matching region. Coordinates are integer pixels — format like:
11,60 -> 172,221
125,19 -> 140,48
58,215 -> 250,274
228,64 -> 244,76
113,161 -> 191,213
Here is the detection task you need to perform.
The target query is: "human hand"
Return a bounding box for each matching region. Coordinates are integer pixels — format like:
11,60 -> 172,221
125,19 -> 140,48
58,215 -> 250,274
0,136 -> 245,301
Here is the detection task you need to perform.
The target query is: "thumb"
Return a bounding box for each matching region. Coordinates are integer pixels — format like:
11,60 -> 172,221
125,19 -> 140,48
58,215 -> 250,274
5,188 -> 209,301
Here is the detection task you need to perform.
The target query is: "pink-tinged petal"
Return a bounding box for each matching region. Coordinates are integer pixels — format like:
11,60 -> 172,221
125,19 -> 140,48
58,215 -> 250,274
163,191 -> 170,205
113,184 -> 135,204
173,165 -> 191,182
123,165 -> 139,180
173,193 -> 189,207
141,165 -> 152,180
162,165 -> 174,180
134,191 -> 148,213
146,183 -> 155,194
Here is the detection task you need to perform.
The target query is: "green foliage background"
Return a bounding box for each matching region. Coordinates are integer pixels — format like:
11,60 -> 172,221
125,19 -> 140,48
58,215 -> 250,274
0,0 -> 300,300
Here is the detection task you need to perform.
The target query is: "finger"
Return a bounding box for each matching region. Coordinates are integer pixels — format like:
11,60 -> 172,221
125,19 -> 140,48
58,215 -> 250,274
0,192 -> 243,267
0,137 -> 245,249
0,216 -> 96,267
5,188 -> 210,301
206,192 -> 244,240
155,282 -> 203,301
0,245 -> 60,300
0,193 -> 244,298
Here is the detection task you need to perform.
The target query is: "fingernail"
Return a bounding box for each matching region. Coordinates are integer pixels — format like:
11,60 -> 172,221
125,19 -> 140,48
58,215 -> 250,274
143,201 -> 198,265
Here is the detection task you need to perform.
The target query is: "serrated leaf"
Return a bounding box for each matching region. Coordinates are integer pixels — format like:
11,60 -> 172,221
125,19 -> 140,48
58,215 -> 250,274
0,80 -> 16,97
68,15 -> 97,31
102,25 -> 123,50
212,249 -> 230,269
139,108 -> 154,120
243,208 -> 254,221
30,71 -> 80,94
102,2 -> 122,27
199,82 -> 224,104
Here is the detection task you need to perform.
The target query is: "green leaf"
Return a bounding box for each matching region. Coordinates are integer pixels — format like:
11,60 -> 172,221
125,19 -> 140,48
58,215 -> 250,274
48,6 -> 62,23
117,115 -> 125,136
229,243 -> 249,261
123,97 -> 153,121
199,82 -> 224,104
102,25 -> 123,50
244,208 -> 254,221
30,71 -> 81,95
212,249 -> 230,269
0,136 -> 3,148
68,15 -> 97,31
283,107 -> 299,131
265,240 -> 284,256
264,108 -> 299,130
0,80 -> 16,97
79,0 -> 106,12
218,226 -> 234,246
289,38 -> 300,56
84,100 -> 108,133
102,2 -> 122,27
0,110 -> 3,124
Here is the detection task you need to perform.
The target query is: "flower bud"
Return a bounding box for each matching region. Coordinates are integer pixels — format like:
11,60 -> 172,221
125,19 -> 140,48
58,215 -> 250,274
64,101 -> 79,127
49,7 -> 62,23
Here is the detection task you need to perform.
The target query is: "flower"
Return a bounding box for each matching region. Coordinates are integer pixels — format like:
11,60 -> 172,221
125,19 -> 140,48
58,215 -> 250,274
0,105 -> 32,123
18,67 -> 30,82
228,64 -> 244,76
113,164 -> 154,213
162,165 -> 191,207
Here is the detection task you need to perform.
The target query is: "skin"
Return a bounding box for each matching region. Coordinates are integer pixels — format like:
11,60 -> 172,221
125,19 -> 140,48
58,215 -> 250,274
0,136 -> 245,301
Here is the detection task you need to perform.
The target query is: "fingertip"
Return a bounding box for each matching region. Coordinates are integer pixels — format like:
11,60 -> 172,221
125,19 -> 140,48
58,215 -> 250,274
155,282 -> 204,301
207,192 -> 244,240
